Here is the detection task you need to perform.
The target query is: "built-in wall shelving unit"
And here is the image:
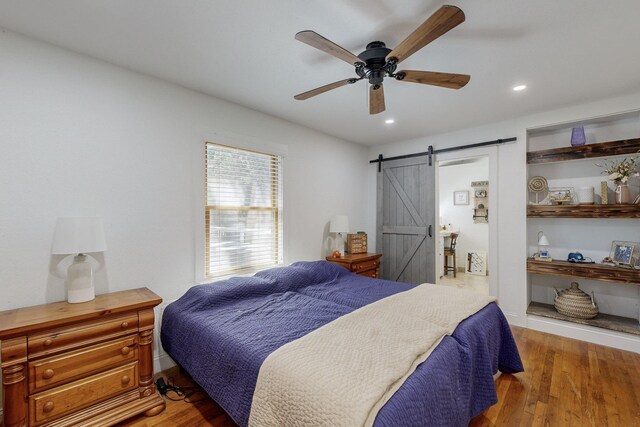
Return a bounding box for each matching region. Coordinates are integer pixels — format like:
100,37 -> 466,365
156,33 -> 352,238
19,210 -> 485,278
527,204 -> 640,218
527,302 -> 640,336
527,259 -> 640,285
527,137 -> 640,164
526,110 -> 640,340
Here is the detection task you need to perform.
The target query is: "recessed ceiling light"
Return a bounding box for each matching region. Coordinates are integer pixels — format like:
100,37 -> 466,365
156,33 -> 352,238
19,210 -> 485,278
513,85 -> 527,92
385,119 -> 395,124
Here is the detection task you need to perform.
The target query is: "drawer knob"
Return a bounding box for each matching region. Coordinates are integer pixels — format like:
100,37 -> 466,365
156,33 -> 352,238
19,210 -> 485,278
121,346 -> 131,356
121,375 -> 131,386
121,321 -> 129,328
43,369 -> 55,379
44,339 -> 53,346
43,401 -> 54,413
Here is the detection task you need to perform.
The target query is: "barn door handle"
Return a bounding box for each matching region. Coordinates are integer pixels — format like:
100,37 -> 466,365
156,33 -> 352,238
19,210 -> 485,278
428,225 -> 432,238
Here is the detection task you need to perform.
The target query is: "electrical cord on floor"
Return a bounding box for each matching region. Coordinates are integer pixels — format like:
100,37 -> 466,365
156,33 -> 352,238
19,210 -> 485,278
155,376 -> 207,403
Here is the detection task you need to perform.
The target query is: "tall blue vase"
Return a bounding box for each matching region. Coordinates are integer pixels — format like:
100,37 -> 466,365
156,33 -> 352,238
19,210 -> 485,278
571,126 -> 586,146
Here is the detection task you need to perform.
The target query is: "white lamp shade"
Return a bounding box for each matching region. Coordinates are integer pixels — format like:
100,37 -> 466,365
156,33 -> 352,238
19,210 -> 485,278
329,215 -> 349,233
52,217 -> 107,254
538,234 -> 550,246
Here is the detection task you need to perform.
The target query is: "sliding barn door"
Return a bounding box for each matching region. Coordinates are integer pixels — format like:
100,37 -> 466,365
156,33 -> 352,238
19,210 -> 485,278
376,156 -> 436,284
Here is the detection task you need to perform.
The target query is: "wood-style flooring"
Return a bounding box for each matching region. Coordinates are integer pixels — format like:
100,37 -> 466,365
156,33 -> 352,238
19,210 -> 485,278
120,326 -> 640,427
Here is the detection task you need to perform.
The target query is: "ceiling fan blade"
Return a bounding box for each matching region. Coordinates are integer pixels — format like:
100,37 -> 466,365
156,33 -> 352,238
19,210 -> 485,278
294,78 -> 357,100
397,70 -> 470,89
387,5 -> 465,64
369,85 -> 385,115
295,30 -> 363,66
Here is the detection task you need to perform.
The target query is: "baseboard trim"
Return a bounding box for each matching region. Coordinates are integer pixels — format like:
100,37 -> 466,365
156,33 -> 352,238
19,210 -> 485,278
527,314 -> 640,353
154,351 -> 176,374
504,312 -> 525,327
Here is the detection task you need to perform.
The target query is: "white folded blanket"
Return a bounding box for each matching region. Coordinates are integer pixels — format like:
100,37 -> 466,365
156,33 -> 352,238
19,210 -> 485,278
249,284 -> 497,427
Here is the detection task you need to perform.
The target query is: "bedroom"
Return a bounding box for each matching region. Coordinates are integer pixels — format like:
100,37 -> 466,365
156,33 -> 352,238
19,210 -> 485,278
0,1 -> 639,426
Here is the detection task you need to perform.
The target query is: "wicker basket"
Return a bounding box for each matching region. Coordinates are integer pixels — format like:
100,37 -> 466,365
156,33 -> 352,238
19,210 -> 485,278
347,233 -> 368,254
554,282 -> 598,319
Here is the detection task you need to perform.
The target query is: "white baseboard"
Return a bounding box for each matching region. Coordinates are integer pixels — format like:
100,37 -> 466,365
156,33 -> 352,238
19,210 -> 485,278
154,350 -> 176,374
504,311 -> 526,327
527,314 -> 640,353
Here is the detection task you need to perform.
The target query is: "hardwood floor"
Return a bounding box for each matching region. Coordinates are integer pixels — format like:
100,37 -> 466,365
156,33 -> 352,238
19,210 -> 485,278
120,326 -> 640,427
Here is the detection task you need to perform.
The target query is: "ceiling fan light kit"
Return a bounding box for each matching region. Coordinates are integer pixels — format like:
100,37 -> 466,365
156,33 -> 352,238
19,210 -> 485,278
294,5 -> 470,115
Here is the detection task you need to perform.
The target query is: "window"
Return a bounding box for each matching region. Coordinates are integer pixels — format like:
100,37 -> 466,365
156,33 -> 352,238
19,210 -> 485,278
205,142 -> 283,277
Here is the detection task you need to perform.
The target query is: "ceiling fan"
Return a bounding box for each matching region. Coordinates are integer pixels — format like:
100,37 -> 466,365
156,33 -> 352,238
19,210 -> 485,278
294,5 -> 470,115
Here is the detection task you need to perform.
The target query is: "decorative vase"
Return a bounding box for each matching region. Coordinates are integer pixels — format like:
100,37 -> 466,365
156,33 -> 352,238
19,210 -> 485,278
614,183 -> 630,204
571,126 -> 586,147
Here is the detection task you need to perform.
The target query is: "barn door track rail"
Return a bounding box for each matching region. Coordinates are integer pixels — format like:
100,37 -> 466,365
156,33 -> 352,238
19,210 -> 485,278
370,137 -> 517,171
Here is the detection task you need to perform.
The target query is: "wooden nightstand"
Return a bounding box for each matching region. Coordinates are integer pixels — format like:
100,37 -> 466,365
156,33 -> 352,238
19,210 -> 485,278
0,288 -> 165,427
325,253 -> 382,278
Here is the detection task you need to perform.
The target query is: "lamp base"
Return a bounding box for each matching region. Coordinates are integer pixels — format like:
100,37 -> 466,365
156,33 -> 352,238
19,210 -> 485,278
335,233 -> 345,256
67,254 -> 95,303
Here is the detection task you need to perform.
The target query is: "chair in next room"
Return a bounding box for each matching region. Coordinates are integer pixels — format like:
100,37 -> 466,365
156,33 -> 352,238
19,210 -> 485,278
444,233 -> 459,278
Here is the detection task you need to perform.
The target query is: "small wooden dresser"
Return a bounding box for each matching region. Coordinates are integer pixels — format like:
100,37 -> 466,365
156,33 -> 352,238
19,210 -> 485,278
325,253 -> 382,278
0,288 -> 165,427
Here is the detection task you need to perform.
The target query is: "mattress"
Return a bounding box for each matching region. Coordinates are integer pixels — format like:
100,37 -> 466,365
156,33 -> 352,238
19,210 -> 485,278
161,261 -> 523,426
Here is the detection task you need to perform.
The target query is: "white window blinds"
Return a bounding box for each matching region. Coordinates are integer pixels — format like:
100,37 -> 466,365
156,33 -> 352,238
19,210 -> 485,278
205,142 -> 283,277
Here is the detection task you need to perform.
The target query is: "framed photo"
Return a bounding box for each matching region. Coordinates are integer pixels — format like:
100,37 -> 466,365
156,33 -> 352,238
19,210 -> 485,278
548,187 -> 576,205
454,190 -> 469,205
474,189 -> 487,198
609,241 -> 640,267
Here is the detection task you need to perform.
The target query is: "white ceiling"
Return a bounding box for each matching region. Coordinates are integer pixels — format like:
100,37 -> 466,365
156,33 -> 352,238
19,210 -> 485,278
1,0 -> 640,146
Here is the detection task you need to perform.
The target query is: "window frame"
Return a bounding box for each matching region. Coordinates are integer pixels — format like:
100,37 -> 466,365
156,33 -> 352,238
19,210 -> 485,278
204,142 -> 283,278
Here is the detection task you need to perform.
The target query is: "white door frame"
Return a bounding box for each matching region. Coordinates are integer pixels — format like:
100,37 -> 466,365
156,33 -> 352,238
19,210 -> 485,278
435,146 -> 499,298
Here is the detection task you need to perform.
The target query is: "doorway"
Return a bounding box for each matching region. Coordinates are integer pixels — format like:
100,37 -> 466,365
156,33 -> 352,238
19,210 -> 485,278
436,154 -> 491,295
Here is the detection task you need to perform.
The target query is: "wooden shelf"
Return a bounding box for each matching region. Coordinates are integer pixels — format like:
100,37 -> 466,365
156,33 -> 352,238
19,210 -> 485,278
527,302 -> 640,336
527,204 -> 640,218
527,259 -> 640,285
527,137 -> 640,164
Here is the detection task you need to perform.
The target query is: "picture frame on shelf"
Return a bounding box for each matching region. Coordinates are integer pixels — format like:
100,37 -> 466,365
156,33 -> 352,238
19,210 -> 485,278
609,241 -> 640,267
453,190 -> 469,205
548,187 -> 576,205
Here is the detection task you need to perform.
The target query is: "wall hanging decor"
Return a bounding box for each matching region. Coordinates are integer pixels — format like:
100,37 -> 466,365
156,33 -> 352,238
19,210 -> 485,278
471,181 -> 488,223
453,190 -> 469,205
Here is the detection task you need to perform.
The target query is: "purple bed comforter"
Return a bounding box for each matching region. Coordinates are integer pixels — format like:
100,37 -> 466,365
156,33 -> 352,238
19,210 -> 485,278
161,261 -> 523,427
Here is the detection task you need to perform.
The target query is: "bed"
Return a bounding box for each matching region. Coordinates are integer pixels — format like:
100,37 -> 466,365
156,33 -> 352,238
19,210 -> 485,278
161,261 -> 523,427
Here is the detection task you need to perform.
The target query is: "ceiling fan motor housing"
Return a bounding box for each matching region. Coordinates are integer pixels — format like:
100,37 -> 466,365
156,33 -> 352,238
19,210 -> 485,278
357,41 -> 395,87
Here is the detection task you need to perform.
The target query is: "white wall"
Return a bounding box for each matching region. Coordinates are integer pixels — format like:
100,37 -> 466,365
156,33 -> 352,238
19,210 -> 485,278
366,88 -> 640,353
0,30 -> 373,407
438,158 -> 489,272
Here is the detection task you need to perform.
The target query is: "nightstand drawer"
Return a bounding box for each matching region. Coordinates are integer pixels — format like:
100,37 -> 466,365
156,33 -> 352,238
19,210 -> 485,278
353,259 -> 379,273
29,335 -> 137,393
28,313 -> 138,358
359,270 -> 379,279
30,362 -> 138,424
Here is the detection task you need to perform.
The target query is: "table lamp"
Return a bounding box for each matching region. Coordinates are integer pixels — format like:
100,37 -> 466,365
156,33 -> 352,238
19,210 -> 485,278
330,215 -> 349,256
52,217 -> 107,303
535,231 -> 552,262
